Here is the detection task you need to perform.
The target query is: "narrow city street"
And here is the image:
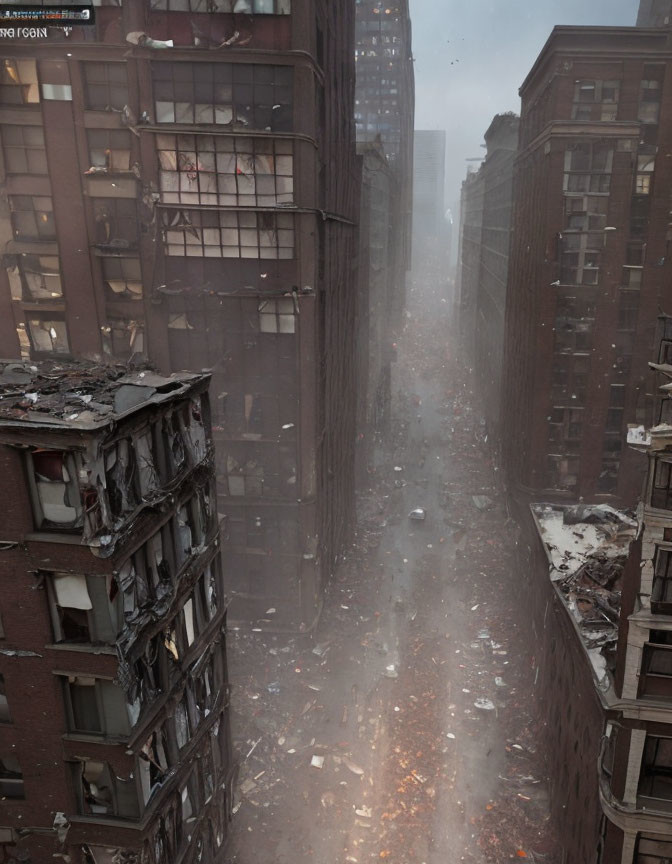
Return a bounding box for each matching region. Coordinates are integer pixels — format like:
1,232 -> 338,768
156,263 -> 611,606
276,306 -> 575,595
226,263 -> 561,864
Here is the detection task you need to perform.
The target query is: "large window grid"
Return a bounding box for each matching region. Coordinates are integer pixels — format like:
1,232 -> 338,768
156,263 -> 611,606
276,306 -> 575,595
157,134 -> 293,206
0,59 -> 38,105
9,195 -> 55,241
163,209 -> 294,258
571,80 -> 619,122
152,62 -> 293,131
1,125 -> 47,174
150,0 -> 290,9
82,62 -> 128,111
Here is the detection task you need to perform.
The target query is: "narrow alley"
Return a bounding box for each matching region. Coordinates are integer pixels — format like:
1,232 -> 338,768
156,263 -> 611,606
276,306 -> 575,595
226,259 -> 560,864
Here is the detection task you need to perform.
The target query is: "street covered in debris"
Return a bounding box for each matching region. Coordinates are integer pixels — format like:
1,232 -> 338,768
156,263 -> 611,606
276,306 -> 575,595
226,259 -> 561,864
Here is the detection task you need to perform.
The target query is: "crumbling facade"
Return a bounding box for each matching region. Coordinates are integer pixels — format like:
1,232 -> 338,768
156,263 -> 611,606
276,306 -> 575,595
456,114 -> 518,443
501,26 -> 672,505
0,1 -> 361,630
0,361 -> 233,864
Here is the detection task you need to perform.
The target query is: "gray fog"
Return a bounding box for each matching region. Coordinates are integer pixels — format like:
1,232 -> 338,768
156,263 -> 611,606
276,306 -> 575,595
410,0 -> 638,215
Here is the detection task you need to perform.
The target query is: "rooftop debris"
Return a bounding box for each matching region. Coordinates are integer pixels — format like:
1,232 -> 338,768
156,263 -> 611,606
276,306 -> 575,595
533,503 -> 638,687
0,360 -> 206,428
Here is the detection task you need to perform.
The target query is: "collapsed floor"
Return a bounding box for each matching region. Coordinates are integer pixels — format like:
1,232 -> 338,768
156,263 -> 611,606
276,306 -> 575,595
225,270 -> 560,864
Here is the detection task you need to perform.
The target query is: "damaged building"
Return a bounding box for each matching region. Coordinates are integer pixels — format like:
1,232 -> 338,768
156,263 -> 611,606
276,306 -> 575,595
0,360 -> 233,864
0,1 -> 361,630
501,23 -> 672,504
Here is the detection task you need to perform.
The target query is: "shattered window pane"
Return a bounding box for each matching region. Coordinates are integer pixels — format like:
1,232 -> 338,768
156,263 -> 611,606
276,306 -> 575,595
30,450 -> 83,529
152,62 -> 293,132
27,318 -> 70,356
158,135 -> 293,206
164,208 -> 294,258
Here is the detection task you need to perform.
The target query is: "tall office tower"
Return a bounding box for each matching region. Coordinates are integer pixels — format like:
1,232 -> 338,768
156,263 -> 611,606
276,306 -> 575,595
0,1 -> 361,630
501,26 -> 672,506
456,114 -> 518,443
354,0 -> 414,305
0,361 -> 234,864
412,129 -> 445,245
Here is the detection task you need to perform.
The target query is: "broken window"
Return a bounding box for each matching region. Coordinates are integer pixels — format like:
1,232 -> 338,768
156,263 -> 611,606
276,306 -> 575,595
163,208 -> 294,258
101,317 -> 145,360
83,62 -> 128,111
640,736 -> 672,801
76,759 -> 140,818
546,455 -> 580,491
0,755 -> 24,799
27,316 -> 70,356
138,726 -> 169,806
87,128 -> 132,172
105,439 -> 141,518
639,79 -> 662,124
157,134 -> 293,206
92,198 -> 139,249
28,450 -> 83,530
65,676 -> 132,736
652,548 -> 672,613
8,195 -> 55,241
101,257 -> 143,300
258,298 -> 295,333
571,79 -> 619,121
6,254 -> 63,302
1,125 -> 47,174
0,676 -> 10,724
48,572 -> 120,644
652,461 -> 672,511
0,59 -> 39,105
152,61 -> 293,131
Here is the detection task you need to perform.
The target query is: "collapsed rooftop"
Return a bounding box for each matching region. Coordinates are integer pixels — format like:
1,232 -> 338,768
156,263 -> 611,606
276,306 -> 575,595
0,359 -> 208,430
532,503 -> 638,689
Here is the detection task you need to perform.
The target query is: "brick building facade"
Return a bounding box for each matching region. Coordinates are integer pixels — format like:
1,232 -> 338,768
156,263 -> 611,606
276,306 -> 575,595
0,361 -> 234,864
501,26 -> 672,506
0,0 -> 361,630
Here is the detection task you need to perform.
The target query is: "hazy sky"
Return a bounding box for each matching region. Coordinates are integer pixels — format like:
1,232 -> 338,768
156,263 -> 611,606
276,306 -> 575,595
409,0 -> 638,214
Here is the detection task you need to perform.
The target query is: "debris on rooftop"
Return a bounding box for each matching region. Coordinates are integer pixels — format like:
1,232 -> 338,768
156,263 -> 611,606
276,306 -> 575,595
0,360 -> 204,428
532,503 -> 638,688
